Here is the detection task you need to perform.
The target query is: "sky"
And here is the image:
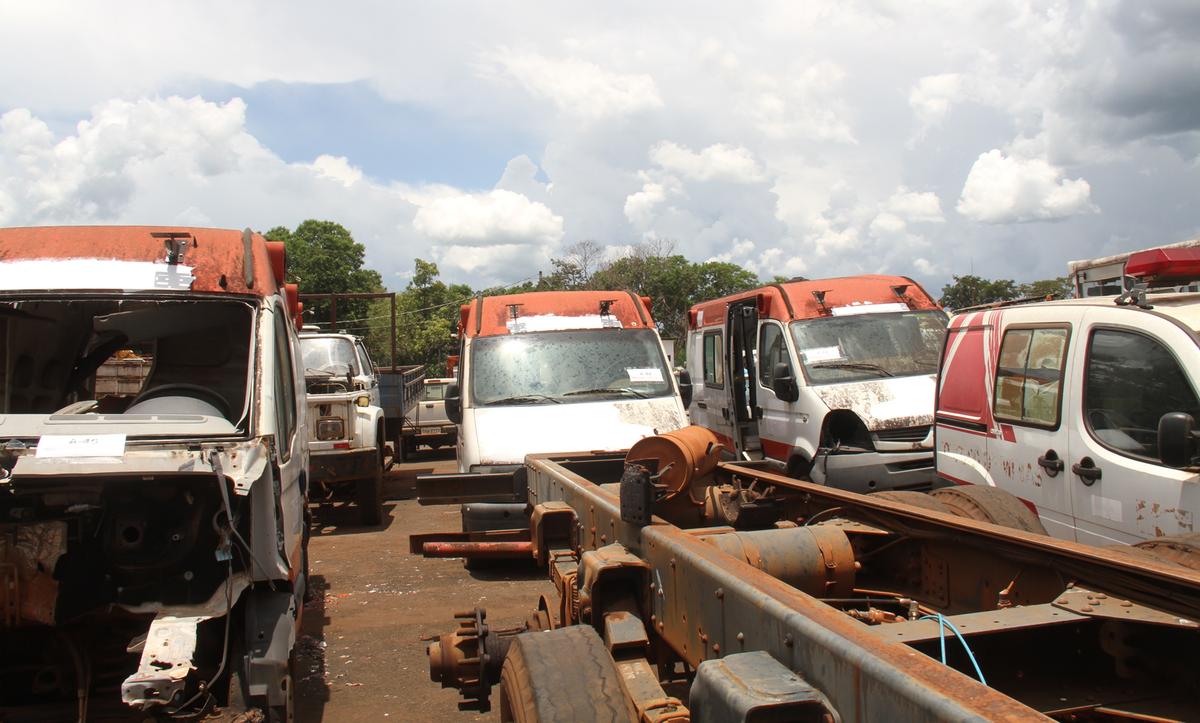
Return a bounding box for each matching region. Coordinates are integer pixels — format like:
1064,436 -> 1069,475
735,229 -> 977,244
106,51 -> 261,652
0,0 -> 1197,293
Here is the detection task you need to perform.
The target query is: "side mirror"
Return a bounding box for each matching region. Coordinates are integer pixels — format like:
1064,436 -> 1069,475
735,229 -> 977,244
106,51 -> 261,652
771,362 -> 799,403
675,369 -> 693,408
445,383 -> 463,425
1158,412 -> 1198,468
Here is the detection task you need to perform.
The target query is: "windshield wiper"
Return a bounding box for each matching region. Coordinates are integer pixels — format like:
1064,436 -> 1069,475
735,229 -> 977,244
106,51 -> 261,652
484,394 -> 563,406
810,361 -> 894,377
561,387 -> 649,399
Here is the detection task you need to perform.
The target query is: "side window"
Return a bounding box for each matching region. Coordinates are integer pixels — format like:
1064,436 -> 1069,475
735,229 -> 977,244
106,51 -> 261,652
758,323 -> 790,387
993,327 -> 1068,427
273,309 -> 298,460
1085,328 -> 1200,462
703,331 -> 724,388
356,342 -> 374,376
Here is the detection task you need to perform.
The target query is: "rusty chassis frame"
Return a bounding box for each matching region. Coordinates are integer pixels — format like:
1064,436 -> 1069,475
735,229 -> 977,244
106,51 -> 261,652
431,452 -> 1200,721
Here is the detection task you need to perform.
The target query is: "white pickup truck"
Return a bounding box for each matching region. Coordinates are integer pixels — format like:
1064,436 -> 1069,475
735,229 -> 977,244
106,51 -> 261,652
299,331 -> 387,525
399,377 -> 457,460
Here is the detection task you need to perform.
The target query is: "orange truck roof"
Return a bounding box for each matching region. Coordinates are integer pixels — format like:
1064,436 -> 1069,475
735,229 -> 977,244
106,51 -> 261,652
459,290 -> 655,338
689,275 -> 939,328
0,225 -> 285,298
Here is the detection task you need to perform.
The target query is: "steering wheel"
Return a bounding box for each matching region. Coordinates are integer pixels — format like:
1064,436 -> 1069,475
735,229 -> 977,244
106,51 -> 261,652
130,383 -> 232,419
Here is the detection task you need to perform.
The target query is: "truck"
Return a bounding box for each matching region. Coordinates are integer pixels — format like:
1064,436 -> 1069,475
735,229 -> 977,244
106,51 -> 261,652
938,243 -> 1200,550
686,276 -> 946,492
0,226 -> 308,721
398,377 -> 458,459
417,290 -> 690,505
298,291 -> 425,470
420,427 -> 1200,721
299,329 -> 389,525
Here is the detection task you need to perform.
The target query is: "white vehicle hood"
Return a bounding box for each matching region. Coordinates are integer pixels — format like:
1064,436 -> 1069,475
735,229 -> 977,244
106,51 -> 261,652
469,397 -> 686,466
813,374 -> 935,430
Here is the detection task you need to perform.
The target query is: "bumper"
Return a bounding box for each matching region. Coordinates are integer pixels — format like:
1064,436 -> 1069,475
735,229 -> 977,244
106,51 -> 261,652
310,447 -> 377,483
811,450 -> 934,494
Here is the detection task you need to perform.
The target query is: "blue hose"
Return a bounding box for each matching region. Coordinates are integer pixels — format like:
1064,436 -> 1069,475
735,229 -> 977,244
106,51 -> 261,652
920,613 -> 987,686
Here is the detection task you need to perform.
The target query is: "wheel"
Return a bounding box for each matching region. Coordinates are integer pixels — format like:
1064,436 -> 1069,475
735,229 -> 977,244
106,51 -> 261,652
1131,533 -> 1200,571
870,490 -> 953,514
498,626 -> 636,723
786,454 -> 813,479
129,382 -> 231,418
929,485 -> 1048,535
357,434 -> 385,526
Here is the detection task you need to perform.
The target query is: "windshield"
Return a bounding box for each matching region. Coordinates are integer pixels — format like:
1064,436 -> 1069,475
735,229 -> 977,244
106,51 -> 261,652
0,297 -> 254,434
790,310 -> 947,384
470,329 -> 673,405
301,337 -> 358,375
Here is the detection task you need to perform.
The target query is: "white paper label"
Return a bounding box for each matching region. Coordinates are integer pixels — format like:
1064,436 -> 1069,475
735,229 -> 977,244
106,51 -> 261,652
830,302 -> 909,317
802,346 -> 843,363
627,367 -> 664,383
36,434 -> 127,458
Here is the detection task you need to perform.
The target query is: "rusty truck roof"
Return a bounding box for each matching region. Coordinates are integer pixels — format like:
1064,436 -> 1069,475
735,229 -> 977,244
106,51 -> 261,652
0,225 -> 284,297
689,275 -> 939,327
459,290 -> 654,338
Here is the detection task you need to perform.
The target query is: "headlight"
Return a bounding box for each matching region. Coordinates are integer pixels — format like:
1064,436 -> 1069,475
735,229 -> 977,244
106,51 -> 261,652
355,395 -> 370,407
316,418 -> 345,440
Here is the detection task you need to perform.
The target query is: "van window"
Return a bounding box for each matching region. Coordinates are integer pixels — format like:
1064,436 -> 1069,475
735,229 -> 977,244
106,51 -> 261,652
703,331 -> 724,388
994,327 -> 1068,428
273,309 -> 298,460
1085,328 -> 1200,462
759,323 -> 790,387
422,383 -> 448,402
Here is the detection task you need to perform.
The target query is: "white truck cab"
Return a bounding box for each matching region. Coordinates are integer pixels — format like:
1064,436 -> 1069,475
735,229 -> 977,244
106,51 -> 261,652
445,291 -> 689,474
298,331 -> 387,524
937,243 -> 1200,546
686,276 -> 946,493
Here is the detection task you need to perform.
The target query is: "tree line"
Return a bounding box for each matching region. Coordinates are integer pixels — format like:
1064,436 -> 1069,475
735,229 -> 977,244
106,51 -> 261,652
268,219 -> 1075,375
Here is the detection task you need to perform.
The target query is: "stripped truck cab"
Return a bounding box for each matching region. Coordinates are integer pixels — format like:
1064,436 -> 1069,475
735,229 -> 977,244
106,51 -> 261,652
686,275 -> 946,492
937,244 -> 1200,546
447,290 -> 688,474
0,226 -> 308,720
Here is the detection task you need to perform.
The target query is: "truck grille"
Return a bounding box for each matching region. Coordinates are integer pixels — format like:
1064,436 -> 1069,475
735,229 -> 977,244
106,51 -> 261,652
874,425 -> 931,443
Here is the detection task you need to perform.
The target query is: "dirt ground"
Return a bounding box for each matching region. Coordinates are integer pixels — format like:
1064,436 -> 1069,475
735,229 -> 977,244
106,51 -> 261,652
295,447 -> 553,722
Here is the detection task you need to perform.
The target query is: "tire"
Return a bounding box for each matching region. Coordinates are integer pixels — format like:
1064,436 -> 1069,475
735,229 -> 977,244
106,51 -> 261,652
498,626 -> 636,723
358,435 -> 385,527
870,490 -> 954,514
1131,533 -> 1200,571
929,485 -> 1048,535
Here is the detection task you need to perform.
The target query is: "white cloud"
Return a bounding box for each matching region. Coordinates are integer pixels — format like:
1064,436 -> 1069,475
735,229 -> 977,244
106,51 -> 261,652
310,155 -> 363,187
957,149 -> 1097,224
885,187 -> 944,224
407,188 -> 564,246
909,73 -> 964,132
482,48 -> 662,120
649,142 -> 765,183
623,182 -> 667,228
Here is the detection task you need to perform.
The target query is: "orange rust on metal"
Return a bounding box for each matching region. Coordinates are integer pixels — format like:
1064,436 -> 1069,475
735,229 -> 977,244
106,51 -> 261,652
459,290 -> 655,338
625,426 -> 721,499
0,226 -> 283,297
421,541 -> 534,559
689,274 -> 939,327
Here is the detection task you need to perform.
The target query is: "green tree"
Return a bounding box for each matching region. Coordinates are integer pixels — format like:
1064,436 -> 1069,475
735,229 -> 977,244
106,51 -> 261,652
266,220 -> 382,324
1017,276 -> 1072,299
938,275 -> 1019,311
369,259 -> 472,375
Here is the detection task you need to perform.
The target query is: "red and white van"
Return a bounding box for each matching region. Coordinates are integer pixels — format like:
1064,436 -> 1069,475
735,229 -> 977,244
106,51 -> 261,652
686,276 -> 946,492
937,245 -> 1200,546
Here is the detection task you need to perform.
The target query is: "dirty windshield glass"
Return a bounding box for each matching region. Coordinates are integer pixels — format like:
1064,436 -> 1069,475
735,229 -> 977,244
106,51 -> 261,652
301,337 -> 359,375
790,310 -> 947,384
470,329 -> 672,405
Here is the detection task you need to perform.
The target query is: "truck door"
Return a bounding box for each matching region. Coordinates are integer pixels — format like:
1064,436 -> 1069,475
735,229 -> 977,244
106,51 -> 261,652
355,340 -> 381,407
272,307 -> 307,573
985,317 -> 1077,541
689,325 -> 735,448
1066,312 -> 1200,545
728,300 -> 760,454
756,318 -> 798,465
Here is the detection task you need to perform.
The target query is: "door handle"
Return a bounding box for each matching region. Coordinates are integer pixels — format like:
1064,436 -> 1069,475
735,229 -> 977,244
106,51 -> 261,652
1071,457 -> 1102,485
696,401 -> 708,409
1036,449 -> 1064,476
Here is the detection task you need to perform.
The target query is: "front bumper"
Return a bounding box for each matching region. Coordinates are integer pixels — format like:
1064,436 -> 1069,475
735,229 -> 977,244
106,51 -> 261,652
310,447 -> 377,484
810,449 -> 934,494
